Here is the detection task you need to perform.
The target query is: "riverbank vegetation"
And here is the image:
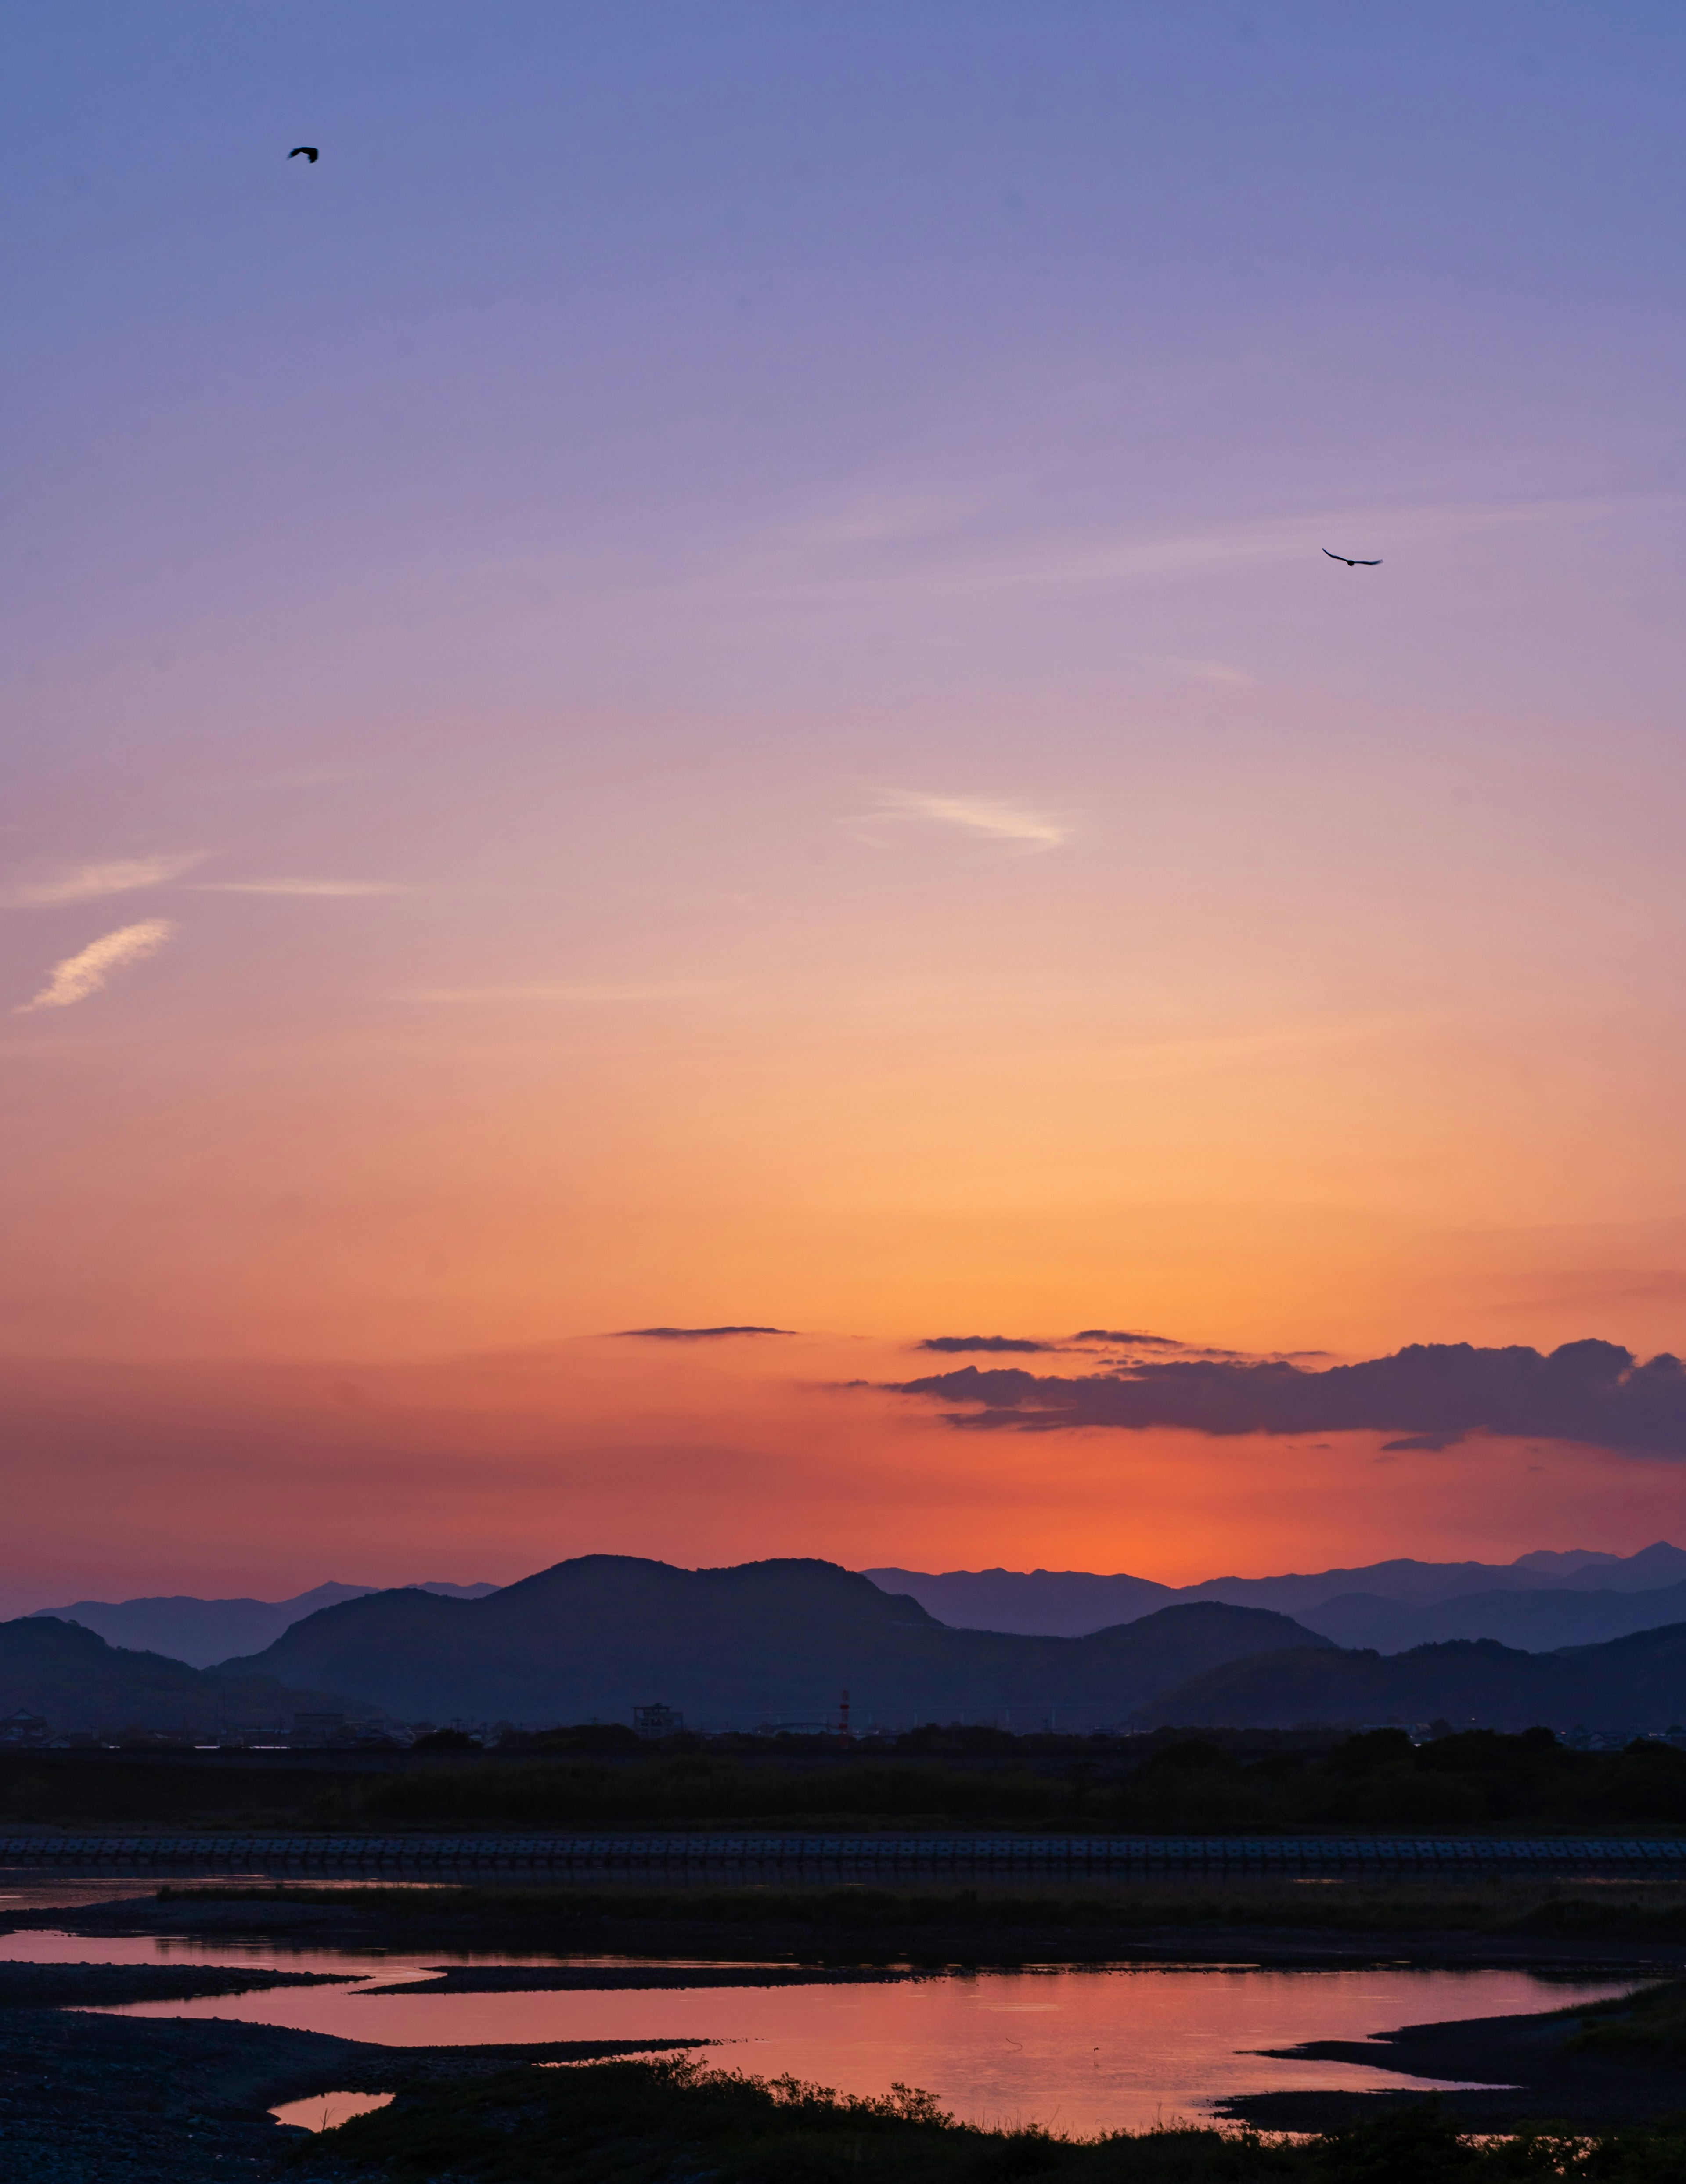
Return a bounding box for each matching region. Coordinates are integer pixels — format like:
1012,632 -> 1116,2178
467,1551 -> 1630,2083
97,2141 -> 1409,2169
1571,1975 -> 1686,2063
295,2055 -> 1686,2181
159,1876 -> 1686,1950
294,1725 -> 1686,1831
8,1727 -> 1686,1833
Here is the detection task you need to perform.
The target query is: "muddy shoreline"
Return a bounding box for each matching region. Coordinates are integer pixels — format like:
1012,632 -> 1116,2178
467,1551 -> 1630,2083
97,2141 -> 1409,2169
7,1889 -> 1686,2174
0,1980 -> 706,2182
14,1885 -> 1686,1976
1221,1993 -> 1686,2133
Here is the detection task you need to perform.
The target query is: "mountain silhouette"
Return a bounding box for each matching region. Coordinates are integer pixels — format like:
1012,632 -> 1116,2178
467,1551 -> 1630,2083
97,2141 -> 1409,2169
32,1580 -> 499,1668
215,1554 -> 1331,1726
1131,1620 -> 1686,1731
0,1617 -> 357,1732
18,1561 -> 1686,1735
1301,1576 -> 1686,1655
866,1543 -> 1686,1637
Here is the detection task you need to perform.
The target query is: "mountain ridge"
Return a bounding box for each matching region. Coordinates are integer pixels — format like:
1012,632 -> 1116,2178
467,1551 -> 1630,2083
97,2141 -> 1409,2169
864,1543 -> 1686,1639
1301,1577 -> 1686,1655
1133,1620 -> 1686,1731
0,1617 -> 361,1733
213,1553 -> 1331,1727
13,1554 -> 1686,1734
29,1580 -> 501,1669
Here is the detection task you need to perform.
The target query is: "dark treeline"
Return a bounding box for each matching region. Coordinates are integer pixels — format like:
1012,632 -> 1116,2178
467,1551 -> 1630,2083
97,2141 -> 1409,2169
313,1726 -> 1686,1829
12,1725 -> 1686,1830
493,1723 -> 1334,1761
152,1878 -> 1686,1945
10,1721 -> 1686,1826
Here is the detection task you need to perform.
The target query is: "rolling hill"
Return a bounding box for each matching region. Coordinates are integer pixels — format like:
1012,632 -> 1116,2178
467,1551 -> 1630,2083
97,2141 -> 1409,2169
1130,1621 -> 1686,1731
30,1579 -> 500,1669
0,1617 -> 359,1734
215,1554 -> 1333,1727
865,1543 -> 1686,1637
1298,1578 -> 1686,1655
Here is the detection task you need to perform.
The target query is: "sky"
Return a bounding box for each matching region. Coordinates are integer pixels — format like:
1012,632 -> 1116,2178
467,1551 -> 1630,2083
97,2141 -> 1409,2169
4,3 -> 1686,1610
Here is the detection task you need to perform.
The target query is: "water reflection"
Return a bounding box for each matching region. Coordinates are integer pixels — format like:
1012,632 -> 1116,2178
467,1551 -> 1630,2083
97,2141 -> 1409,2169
271,2090 -> 395,2133
0,1929 -> 1638,2135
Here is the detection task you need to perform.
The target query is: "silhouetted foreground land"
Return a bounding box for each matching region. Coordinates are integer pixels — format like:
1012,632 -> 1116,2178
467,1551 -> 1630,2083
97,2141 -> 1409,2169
282,2055 -> 1686,2180
11,1896 -> 1686,2176
1226,1973 -> 1686,2133
58,1874 -> 1686,1965
12,1726 -> 1686,1831
0,1998 -> 695,2184
326,1726 -> 1686,1831
0,1961 -> 353,2006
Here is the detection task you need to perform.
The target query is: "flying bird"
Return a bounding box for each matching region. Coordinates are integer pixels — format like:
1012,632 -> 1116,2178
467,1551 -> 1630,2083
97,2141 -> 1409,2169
1323,549 -> 1381,566
288,146 -> 319,163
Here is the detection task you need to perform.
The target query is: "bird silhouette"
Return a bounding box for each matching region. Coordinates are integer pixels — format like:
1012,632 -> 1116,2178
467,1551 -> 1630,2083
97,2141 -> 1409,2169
1323,549 -> 1381,566
288,146 -> 319,163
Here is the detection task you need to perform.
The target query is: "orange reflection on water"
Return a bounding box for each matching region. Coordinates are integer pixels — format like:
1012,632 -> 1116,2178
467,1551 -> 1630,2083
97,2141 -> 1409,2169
0,1931 -> 1636,2135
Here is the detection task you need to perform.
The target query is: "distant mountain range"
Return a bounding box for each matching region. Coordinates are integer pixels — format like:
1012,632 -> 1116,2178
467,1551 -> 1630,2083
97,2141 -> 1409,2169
11,1549 -> 1686,1734
213,1555 -> 1330,1727
30,1580 -> 500,1669
0,1617 -> 356,1734
33,1547 -> 1686,1677
1136,1623 -> 1686,1733
1297,1578 -> 1686,1655
865,1544 -> 1686,1646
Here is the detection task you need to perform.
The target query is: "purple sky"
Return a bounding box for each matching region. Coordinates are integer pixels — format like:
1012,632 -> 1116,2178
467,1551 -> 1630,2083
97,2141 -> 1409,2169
5,6 -> 1686,1603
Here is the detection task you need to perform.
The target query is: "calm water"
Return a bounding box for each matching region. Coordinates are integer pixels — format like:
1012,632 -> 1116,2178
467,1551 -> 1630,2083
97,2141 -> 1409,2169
0,1928 -> 1641,2134
0,1871 -> 441,1912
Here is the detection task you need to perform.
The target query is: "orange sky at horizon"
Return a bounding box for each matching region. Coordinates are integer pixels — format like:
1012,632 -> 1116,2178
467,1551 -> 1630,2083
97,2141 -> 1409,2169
13,947 -> 1686,1365
8,915 -> 1686,1608
5,1326 -> 1686,1614
7,11 -> 1686,1612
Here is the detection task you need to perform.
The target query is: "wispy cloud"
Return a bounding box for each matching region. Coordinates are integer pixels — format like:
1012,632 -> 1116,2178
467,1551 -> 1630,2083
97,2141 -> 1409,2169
16,920 -> 177,1013
190,879 -> 407,897
202,765 -> 377,794
848,791 -> 1068,854
778,486 -> 1002,554
916,1335 -> 1059,1353
993,494 -> 1649,596
1171,658 -> 1252,686
1014,1013 -> 1429,1087
0,854 -> 204,908
615,1325 -> 793,1341
733,489 -> 1653,610
404,982 -> 721,1004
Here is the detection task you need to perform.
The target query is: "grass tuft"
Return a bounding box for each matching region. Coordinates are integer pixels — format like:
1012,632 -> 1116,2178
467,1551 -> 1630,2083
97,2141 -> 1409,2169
287,2056 -> 1686,2181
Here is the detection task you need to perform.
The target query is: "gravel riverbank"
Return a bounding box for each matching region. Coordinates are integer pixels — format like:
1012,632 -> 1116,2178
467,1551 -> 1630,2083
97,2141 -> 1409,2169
0,1985 -> 705,2184
8,1885 -> 1686,2173
1223,1989 -> 1686,2134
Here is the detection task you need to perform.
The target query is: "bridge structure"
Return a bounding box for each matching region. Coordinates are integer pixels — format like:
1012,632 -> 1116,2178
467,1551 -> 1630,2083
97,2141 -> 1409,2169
3,1832 -> 1685,1872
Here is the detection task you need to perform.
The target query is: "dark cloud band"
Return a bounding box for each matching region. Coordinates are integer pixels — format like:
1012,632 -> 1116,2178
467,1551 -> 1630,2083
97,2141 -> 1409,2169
615,1325 -> 793,1341
889,1338 -> 1686,1457
916,1335 -> 1057,1353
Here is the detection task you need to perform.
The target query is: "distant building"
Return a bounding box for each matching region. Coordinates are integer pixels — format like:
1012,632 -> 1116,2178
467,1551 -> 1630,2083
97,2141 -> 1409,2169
633,1703 -> 684,1736
0,1710 -> 47,1749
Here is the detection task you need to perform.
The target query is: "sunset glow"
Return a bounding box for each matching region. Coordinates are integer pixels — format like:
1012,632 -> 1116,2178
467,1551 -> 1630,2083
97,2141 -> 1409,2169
6,5 -> 1686,1608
